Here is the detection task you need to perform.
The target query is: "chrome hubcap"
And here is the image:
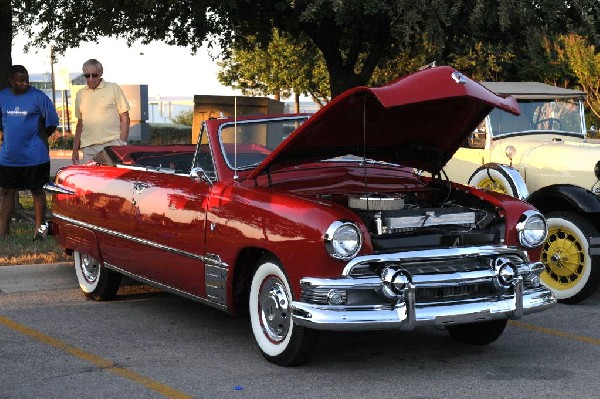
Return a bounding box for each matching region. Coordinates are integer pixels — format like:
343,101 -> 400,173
80,254 -> 99,284
258,276 -> 290,343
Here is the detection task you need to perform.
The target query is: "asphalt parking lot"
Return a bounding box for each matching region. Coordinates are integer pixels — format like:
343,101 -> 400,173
1,263 -> 599,399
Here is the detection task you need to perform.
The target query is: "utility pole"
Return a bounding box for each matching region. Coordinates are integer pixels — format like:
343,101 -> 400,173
50,46 -> 56,105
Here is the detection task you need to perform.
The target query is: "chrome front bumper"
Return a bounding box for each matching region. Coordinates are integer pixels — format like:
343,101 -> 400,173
292,282 -> 555,330
291,246 -> 556,331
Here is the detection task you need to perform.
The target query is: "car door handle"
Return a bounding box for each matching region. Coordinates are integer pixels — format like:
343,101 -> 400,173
133,181 -> 149,194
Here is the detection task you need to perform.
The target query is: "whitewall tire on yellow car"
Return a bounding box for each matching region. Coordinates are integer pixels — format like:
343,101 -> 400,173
541,212 -> 600,304
468,164 -> 526,199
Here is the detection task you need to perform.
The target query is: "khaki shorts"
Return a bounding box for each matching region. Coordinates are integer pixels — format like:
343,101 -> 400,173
82,139 -> 127,163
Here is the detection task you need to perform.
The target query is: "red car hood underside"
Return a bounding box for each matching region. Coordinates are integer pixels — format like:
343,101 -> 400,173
247,66 -> 518,180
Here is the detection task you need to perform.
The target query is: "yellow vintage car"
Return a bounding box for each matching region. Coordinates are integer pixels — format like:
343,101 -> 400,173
445,82 -> 600,304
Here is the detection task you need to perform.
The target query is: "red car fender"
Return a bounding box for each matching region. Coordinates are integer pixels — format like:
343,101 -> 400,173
55,222 -> 103,263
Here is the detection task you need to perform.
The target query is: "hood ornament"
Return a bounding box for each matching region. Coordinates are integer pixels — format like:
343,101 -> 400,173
451,71 -> 467,84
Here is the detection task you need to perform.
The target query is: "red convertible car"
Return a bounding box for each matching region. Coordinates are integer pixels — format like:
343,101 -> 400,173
45,66 -> 556,366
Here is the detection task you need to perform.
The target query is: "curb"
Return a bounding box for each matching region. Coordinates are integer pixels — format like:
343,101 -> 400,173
0,262 -> 77,293
50,150 -> 82,159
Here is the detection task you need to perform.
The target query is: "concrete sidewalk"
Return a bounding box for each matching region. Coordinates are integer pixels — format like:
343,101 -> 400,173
0,262 -> 77,293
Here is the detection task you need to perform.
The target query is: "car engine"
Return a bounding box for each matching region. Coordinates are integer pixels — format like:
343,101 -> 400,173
346,190 -> 503,252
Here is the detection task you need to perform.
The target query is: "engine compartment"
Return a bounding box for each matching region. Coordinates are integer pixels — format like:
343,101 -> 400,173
343,184 -> 503,252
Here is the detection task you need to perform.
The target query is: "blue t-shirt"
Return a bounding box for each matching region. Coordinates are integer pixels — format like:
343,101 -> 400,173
0,87 -> 59,166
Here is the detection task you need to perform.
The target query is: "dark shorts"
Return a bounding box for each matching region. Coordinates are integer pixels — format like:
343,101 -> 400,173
0,162 -> 51,190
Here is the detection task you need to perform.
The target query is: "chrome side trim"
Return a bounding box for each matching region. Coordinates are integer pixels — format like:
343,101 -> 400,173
114,163 -> 191,176
52,213 -> 229,270
104,262 -> 227,311
43,183 -> 75,195
204,254 -> 228,306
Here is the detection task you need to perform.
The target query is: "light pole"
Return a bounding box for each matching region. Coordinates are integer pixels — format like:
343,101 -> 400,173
50,46 -> 56,105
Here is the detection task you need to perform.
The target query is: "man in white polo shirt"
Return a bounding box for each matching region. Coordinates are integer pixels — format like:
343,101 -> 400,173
72,59 -> 130,164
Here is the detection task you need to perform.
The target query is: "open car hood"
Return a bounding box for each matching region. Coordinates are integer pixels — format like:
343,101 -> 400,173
246,66 -> 519,179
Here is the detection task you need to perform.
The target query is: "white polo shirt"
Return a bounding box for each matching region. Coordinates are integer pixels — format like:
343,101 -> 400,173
74,80 -> 130,148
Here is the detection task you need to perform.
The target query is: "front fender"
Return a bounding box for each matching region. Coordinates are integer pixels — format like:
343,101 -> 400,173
527,184 -> 600,214
468,163 -> 529,200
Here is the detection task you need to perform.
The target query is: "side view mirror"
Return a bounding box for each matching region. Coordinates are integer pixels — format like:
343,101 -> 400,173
190,167 -> 213,185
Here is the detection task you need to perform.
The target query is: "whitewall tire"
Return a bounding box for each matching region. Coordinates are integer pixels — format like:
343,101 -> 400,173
541,212 -> 600,303
468,165 -> 520,198
249,255 -> 316,366
74,251 -> 122,301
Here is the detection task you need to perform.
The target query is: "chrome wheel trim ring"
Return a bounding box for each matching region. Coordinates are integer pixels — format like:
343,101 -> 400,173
80,253 -> 100,284
258,275 -> 291,343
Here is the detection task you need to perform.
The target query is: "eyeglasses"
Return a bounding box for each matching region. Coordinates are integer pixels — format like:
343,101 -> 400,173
83,73 -> 100,78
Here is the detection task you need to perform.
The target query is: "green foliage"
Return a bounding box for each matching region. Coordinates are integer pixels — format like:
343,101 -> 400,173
0,192 -> 70,266
217,29 -> 330,104
12,0 -> 223,54
0,0 -> 10,89
515,34 -> 577,87
558,34 -> 600,125
449,42 -> 515,82
146,124 -> 192,145
0,218 -> 71,265
6,0 -> 600,97
369,36 -> 439,86
48,132 -> 74,149
170,109 -> 194,126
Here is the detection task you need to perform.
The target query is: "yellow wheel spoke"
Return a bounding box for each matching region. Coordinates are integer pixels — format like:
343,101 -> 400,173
558,259 -> 580,276
479,178 -> 506,195
543,224 -> 587,288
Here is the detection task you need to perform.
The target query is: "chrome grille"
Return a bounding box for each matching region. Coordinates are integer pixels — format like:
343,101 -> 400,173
404,259 -> 489,275
348,254 -> 526,277
415,283 -> 495,302
301,287 -> 331,304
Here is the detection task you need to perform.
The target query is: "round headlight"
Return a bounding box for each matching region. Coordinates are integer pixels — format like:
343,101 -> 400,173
505,145 -> 516,161
325,221 -> 362,260
516,210 -> 547,248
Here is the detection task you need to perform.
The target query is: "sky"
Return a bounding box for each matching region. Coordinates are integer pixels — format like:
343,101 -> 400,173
11,34 -> 243,100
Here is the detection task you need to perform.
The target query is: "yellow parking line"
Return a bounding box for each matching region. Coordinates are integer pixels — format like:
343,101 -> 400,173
0,315 -> 194,399
509,320 -> 600,346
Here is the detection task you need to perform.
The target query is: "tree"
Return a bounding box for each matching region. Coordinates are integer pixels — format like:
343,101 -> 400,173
217,29 -> 330,107
559,34 -> 600,125
0,0 -> 12,89
5,0 -> 600,98
171,109 -> 194,126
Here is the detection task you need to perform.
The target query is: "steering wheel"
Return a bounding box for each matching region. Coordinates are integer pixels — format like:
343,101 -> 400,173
534,117 -> 562,130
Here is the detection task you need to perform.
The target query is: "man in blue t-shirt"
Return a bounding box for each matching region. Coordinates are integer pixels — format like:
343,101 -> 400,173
0,65 -> 59,239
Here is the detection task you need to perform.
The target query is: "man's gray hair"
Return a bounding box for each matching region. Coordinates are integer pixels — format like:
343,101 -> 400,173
82,59 -> 103,74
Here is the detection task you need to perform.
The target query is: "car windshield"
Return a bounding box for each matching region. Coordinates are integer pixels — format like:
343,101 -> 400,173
487,98 -> 585,137
219,117 -> 309,170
